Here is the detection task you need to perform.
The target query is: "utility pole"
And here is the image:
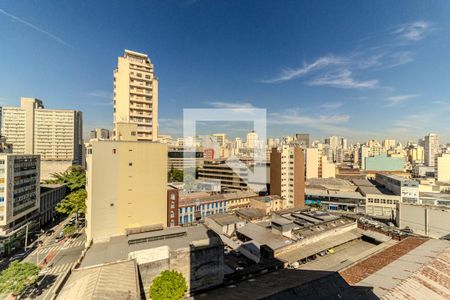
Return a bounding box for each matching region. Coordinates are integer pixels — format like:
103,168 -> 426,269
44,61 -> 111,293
24,222 -> 29,252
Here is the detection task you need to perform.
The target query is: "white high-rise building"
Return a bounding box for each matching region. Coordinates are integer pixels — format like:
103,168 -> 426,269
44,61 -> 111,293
114,50 -> 159,141
1,98 -> 83,180
424,133 -> 439,167
246,131 -> 258,149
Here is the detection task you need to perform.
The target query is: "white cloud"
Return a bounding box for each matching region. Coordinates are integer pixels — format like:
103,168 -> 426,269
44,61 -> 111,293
88,90 -> 113,99
261,56 -> 345,83
392,21 -> 432,41
320,102 -> 343,110
0,8 -> 72,48
308,69 -> 378,89
385,94 -> 419,107
205,101 -> 258,109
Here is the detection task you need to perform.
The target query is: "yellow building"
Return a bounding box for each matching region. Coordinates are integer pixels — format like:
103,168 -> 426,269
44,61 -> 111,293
436,153 -> 450,183
85,136 -> 168,244
113,50 -> 159,141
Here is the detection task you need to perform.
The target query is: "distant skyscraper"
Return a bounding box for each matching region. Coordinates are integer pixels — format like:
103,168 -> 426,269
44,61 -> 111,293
295,133 -> 310,147
270,145 -> 305,209
212,133 -> 226,147
90,128 -> 111,140
424,133 -> 439,167
113,50 -> 159,141
246,131 -> 258,149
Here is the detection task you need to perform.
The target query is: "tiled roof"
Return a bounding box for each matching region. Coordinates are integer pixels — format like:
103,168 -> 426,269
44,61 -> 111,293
340,237 -> 428,285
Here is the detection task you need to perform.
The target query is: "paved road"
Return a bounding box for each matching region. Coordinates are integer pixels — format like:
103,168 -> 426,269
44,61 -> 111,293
22,229 -> 86,299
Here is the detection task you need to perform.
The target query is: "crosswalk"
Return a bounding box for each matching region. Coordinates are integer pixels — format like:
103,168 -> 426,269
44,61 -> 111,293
61,240 -> 84,250
35,244 -> 62,256
41,262 -> 76,275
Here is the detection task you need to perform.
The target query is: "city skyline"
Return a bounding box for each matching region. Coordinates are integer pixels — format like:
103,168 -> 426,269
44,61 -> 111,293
0,1 -> 450,142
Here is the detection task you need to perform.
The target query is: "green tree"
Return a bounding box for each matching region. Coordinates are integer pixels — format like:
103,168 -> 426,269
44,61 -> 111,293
0,261 -> 40,296
63,225 -> 77,237
56,189 -> 87,225
168,169 -> 184,182
150,270 -> 187,300
48,166 -> 87,225
44,165 -> 86,192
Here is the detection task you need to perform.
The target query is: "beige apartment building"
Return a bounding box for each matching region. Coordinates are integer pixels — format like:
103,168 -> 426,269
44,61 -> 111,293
114,50 -> 159,141
0,98 -> 83,179
270,145 -> 305,209
85,124 -> 168,244
436,153 -> 450,183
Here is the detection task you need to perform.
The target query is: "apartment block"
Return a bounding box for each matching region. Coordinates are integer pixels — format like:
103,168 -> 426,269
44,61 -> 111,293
86,137 -> 168,244
436,153 -> 450,183
168,147 -> 204,170
0,98 -> 83,179
113,50 -> 158,141
424,133 -> 439,167
0,154 -> 40,255
270,146 -> 305,209
198,160 -> 249,191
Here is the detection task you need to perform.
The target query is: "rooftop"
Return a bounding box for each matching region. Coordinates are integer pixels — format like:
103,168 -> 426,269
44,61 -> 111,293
235,207 -> 266,220
340,238 -> 450,299
57,260 -> 140,300
237,222 -> 292,250
81,225 -> 221,268
206,213 -> 243,226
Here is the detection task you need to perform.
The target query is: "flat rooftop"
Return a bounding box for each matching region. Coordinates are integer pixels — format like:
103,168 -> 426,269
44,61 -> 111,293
237,222 -> 292,250
206,213 -> 243,226
81,225 -> 220,267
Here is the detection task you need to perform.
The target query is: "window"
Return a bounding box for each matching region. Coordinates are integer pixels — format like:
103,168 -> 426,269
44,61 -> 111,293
170,194 -> 175,200
131,131 -> 136,136
112,149 -> 116,154
129,162 -> 133,166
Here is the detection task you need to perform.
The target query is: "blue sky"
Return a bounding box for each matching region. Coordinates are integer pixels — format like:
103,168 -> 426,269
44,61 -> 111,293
0,1 -> 449,143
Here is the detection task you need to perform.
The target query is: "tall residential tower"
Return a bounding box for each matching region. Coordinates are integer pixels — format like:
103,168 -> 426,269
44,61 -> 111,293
113,50 -> 159,141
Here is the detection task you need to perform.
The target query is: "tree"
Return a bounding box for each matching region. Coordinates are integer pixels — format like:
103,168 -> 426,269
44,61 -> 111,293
56,189 -> 87,215
0,261 -> 40,296
168,169 -> 184,182
150,270 -> 187,300
63,225 -> 77,237
56,189 -> 87,225
44,165 -> 86,192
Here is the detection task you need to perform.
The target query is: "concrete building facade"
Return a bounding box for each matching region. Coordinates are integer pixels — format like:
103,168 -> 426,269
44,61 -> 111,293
0,98 -> 83,179
113,50 -> 159,141
270,146 -> 305,209
40,184 -> 68,226
86,138 -> 168,244
397,203 -> 450,238
0,154 -> 40,255
424,133 -> 439,167
436,153 -> 450,183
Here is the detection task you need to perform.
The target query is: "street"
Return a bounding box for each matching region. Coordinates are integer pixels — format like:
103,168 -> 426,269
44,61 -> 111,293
20,217 -> 86,300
